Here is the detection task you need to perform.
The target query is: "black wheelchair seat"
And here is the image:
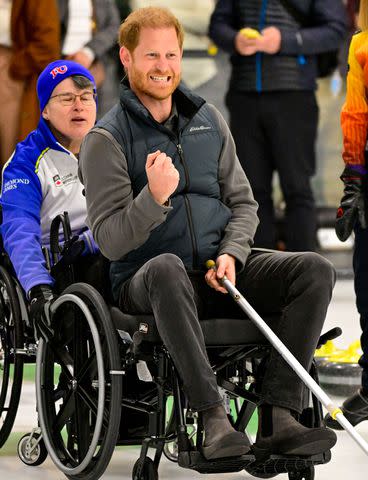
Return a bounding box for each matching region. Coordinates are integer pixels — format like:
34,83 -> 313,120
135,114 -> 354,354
110,307 -> 278,346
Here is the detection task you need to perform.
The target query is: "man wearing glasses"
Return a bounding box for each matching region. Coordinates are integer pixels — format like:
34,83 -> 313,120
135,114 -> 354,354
0,60 -> 99,336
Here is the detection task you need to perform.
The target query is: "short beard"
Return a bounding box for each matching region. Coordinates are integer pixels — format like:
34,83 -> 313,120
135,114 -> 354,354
129,69 -> 181,101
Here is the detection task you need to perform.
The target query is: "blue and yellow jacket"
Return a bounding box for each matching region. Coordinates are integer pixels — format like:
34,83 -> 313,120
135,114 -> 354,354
0,118 -> 98,294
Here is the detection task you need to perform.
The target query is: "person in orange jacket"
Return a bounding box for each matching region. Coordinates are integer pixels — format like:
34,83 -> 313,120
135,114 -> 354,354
329,0 -> 368,429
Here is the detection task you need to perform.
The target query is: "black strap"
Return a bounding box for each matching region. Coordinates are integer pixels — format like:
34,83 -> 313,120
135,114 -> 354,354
278,0 -> 309,27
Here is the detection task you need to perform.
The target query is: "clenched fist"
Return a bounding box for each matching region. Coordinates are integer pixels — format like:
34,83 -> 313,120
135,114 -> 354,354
146,150 -> 180,205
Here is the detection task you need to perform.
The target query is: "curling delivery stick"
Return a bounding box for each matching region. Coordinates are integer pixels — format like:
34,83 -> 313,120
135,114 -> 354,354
206,259 -> 368,456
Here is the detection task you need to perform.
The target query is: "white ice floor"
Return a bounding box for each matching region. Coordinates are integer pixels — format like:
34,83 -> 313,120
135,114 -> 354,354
1,277 -> 367,479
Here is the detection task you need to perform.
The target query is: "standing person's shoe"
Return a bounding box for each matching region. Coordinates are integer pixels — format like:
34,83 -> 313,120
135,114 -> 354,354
324,389 -> 368,430
253,405 -> 337,459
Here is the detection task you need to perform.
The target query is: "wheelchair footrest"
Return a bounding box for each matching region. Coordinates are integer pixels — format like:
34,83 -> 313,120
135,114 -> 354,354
245,450 -> 331,476
178,450 -> 254,473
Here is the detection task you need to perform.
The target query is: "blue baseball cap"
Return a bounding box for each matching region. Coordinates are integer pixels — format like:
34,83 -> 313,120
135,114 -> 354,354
37,60 -> 96,112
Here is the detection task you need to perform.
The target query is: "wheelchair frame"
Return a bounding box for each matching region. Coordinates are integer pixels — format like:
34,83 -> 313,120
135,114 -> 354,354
34,290 -> 333,480
0,212 -> 338,480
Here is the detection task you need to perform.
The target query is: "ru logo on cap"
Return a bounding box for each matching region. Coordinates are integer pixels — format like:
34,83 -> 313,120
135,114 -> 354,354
50,65 -> 68,79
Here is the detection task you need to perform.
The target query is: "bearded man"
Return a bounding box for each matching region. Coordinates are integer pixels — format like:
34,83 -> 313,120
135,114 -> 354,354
79,6 -> 337,461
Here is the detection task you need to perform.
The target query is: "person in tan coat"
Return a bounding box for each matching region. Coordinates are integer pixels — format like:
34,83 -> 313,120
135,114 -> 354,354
0,0 -> 60,167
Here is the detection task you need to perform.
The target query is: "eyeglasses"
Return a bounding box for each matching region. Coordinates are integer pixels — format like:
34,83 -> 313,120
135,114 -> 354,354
49,91 -> 96,106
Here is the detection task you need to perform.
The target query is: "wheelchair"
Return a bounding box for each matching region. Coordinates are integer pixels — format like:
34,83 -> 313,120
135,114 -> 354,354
0,213 -> 340,480
0,211 -> 106,464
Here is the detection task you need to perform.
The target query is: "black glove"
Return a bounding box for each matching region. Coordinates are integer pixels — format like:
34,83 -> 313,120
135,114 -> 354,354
335,166 -> 367,242
28,284 -> 57,341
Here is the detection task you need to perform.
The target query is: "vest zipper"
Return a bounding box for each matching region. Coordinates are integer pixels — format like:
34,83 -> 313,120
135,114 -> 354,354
177,142 -> 199,269
256,0 -> 269,92
177,143 -> 190,189
184,195 -> 199,269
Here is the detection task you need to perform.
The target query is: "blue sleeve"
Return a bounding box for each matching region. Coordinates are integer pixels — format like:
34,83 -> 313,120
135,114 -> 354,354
80,228 -> 100,255
208,0 -> 237,54
279,0 -> 348,56
1,158 -> 54,294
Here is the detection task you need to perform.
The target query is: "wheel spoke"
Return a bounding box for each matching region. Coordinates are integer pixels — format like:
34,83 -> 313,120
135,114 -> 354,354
47,340 -> 74,381
54,390 -> 75,433
76,384 -> 110,428
74,390 -> 91,461
75,349 -> 97,385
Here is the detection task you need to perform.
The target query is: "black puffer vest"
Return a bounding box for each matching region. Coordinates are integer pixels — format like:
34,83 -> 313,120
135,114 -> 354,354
98,82 -> 231,299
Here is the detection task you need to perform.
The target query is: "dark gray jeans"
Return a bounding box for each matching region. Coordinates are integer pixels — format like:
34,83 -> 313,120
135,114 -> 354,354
119,250 -> 335,413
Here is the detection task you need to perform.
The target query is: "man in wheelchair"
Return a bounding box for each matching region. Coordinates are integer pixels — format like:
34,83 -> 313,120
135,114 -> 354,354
79,5 -> 338,463
0,60 -> 100,338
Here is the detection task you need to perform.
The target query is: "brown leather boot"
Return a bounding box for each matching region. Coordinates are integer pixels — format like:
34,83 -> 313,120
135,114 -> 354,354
201,404 -> 251,460
254,405 -> 337,458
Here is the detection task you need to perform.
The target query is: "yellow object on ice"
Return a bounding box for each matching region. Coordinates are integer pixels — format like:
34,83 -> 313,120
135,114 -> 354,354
315,340 -> 362,364
329,340 -> 361,364
240,27 -> 261,39
315,340 -> 342,358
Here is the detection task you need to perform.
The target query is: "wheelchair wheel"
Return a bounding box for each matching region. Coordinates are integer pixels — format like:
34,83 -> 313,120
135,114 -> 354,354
17,431 -> 48,466
132,457 -> 158,480
36,283 -> 122,480
0,265 -> 24,448
163,438 -> 179,463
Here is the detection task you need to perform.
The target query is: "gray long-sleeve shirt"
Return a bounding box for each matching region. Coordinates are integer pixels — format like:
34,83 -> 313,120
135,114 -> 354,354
79,103 -> 259,269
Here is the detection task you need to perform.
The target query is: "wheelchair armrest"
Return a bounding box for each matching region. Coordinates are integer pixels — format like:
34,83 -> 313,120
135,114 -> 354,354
316,327 -> 342,349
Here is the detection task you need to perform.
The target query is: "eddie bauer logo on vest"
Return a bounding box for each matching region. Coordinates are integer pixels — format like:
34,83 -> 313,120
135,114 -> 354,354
189,126 -> 211,132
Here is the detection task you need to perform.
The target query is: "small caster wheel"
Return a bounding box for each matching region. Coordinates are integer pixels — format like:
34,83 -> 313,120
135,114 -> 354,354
288,467 -> 315,480
132,457 -> 158,480
17,432 -> 48,466
163,438 -> 179,462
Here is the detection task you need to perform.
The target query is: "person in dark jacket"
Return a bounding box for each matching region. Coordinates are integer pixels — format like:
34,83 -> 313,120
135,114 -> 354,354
79,6 -> 337,461
209,0 -> 347,252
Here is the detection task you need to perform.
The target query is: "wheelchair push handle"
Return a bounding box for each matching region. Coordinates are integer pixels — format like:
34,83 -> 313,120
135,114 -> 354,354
316,327 -> 342,349
205,259 -> 368,456
49,212 -> 84,265
50,212 -> 73,261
